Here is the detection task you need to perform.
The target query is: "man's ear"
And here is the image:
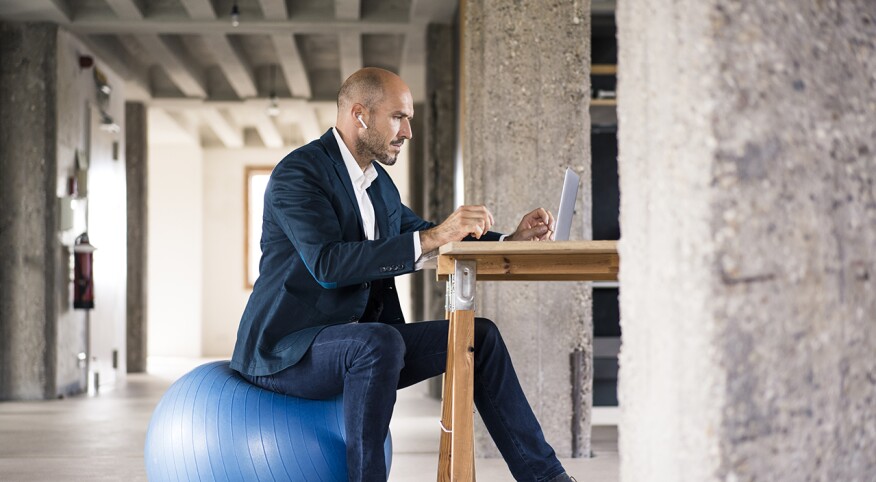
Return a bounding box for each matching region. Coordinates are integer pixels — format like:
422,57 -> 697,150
352,104 -> 368,129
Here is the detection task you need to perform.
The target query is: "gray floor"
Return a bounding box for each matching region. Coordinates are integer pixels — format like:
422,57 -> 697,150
0,359 -> 618,481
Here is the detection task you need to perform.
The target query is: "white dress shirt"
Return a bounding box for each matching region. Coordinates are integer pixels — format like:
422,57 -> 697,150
332,128 -> 422,261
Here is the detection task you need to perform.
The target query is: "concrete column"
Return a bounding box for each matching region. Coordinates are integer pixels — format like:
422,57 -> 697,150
409,101 -> 426,321
462,0 -> 592,457
421,23 -> 460,323
412,23 -> 462,398
126,102 -> 148,373
617,1 -> 876,480
0,22 -> 59,400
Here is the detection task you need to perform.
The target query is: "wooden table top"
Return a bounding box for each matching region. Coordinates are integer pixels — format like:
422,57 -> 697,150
436,240 -> 619,281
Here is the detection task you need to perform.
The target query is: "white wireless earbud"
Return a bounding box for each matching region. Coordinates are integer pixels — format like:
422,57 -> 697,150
357,115 -> 368,129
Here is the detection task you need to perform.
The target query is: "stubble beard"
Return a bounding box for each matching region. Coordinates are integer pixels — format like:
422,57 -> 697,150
356,129 -> 399,166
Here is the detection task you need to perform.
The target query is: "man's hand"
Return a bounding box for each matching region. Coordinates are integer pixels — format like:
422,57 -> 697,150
507,208 -> 554,241
420,205 -> 494,252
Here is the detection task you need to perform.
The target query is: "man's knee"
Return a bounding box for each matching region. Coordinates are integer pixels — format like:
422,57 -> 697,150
356,323 -> 405,366
474,317 -> 501,344
473,318 -> 509,368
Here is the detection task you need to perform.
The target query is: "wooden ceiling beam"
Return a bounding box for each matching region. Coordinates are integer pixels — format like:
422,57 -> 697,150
1,0 -> 72,23
178,0 -> 216,20
74,33 -> 151,101
338,32 -> 362,81
294,104 -> 323,143
205,34 -> 258,99
68,19 -> 415,35
272,34 -> 312,99
334,0 -> 360,21
254,115 -> 284,148
201,108 -> 244,148
257,0 -> 287,20
104,0 -> 144,20
133,34 -> 207,98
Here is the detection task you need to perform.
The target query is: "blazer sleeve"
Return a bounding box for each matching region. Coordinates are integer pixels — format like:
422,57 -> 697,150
399,203 -> 435,234
267,155 -> 417,289
398,203 -> 503,242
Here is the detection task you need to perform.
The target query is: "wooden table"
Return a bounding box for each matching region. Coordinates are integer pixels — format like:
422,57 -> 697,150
435,240 -> 619,481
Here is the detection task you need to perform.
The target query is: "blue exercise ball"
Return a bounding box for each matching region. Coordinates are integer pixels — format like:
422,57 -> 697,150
144,361 -> 392,481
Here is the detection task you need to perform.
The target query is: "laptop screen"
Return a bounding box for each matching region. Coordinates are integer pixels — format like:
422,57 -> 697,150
554,168 -> 580,241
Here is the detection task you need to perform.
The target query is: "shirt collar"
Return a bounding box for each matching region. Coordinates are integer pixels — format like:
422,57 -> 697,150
332,127 -> 378,191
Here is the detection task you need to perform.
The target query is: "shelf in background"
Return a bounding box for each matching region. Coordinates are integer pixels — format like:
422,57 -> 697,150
591,98 -> 617,107
592,64 -> 617,75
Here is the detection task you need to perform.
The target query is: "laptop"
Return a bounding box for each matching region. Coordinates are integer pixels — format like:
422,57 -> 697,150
554,168 -> 580,241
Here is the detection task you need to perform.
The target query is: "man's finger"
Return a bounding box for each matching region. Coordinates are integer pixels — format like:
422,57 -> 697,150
537,208 -> 553,227
526,208 -> 549,226
543,209 -> 553,227
536,208 -> 547,222
521,225 -> 550,240
474,205 -> 494,230
467,207 -> 493,233
460,213 -> 491,230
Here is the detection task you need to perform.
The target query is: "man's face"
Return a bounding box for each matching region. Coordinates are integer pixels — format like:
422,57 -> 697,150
355,83 -> 414,166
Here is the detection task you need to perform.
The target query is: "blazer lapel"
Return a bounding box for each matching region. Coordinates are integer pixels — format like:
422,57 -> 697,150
320,129 -> 366,239
368,180 -> 390,239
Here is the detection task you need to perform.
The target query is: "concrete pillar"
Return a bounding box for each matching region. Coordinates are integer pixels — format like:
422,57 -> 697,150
617,1 -> 876,480
462,0 -> 592,457
409,100 -> 426,322
420,23 -> 460,323
0,22 -> 59,400
412,23 -> 462,398
126,102 -> 148,373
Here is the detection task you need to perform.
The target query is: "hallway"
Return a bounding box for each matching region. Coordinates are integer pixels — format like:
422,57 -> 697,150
0,359 -> 619,481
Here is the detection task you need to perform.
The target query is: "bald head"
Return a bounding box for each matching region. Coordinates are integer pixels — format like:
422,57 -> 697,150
337,67 -> 404,112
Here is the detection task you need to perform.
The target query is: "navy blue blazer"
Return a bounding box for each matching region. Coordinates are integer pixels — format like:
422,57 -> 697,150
231,129 -> 500,376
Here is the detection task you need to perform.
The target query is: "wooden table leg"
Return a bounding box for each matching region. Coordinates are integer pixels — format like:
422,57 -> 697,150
438,309 -> 476,482
450,309 -> 475,481
437,259 -> 477,482
437,313 -> 455,481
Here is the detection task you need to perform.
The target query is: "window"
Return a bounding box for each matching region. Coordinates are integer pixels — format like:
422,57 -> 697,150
245,166 -> 274,288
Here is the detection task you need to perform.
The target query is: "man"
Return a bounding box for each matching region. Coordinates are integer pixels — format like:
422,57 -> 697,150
231,67 -> 575,482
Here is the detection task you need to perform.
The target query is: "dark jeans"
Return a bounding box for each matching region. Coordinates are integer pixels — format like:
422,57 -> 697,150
240,318 -> 564,482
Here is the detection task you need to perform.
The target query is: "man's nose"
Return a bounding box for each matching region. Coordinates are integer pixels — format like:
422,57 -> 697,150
399,117 -> 412,140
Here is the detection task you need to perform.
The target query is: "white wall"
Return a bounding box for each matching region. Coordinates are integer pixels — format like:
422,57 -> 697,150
201,147 -> 289,356
147,110 -> 204,357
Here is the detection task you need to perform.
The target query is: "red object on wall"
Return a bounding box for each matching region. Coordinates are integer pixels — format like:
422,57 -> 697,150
73,233 -> 96,309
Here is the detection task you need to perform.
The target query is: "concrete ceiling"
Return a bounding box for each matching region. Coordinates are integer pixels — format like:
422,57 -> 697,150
1,0 -> 615,147
0,0 -> 460,147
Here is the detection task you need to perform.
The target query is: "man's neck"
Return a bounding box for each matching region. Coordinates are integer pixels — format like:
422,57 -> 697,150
334,126 -> 371,172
